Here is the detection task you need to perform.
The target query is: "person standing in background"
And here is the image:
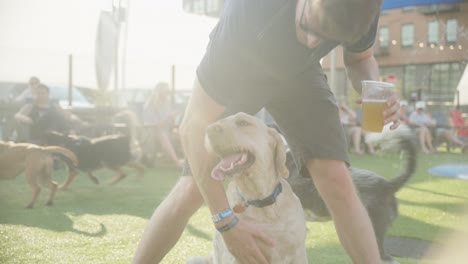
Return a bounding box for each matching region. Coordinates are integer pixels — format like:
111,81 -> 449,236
142,82 -> 184,168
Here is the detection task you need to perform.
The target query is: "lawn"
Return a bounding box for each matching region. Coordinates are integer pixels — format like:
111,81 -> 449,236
1,152 -> 467,264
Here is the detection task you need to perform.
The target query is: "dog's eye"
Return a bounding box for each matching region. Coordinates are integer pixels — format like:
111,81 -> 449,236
236,120 -> 250,127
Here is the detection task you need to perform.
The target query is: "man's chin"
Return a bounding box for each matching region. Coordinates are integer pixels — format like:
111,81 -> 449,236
296,30 -> 321,49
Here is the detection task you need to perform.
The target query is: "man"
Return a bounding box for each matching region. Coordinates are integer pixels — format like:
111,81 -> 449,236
133,0 -> 401,263
15,76 -> 40,103
142,82 -> 184,168
14,84 -> 70,144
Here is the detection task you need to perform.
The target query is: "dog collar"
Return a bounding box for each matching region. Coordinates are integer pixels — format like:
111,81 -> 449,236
234,182 -> 283,213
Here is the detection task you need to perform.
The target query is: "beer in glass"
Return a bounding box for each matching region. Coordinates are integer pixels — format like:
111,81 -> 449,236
361,81 -> 395,132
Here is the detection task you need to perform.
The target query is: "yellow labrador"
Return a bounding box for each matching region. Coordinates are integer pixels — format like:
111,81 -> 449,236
188,112 -> 307,264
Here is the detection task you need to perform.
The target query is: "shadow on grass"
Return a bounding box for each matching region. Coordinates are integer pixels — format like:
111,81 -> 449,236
0,204 -> 108,237
399,199 -> 468,217
390,213 -> 458,242
0,167 -> 180,234
186,224 -> 212,241
406,186 -> 468,200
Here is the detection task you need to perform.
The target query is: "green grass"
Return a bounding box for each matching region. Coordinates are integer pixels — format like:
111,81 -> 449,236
1,153 -> 468,264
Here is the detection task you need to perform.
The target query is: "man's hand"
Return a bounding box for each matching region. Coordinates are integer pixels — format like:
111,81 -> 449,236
382,93 -> 401,130
356,92 -> 400,130
222,219 -> 275,264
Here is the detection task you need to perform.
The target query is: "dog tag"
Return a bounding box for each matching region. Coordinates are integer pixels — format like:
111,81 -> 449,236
233,203 -> 246,214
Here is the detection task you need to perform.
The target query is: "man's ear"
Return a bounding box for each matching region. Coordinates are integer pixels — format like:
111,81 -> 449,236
269,127 -> 289,179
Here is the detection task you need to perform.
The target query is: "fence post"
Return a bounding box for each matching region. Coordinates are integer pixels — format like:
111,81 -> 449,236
68,54 -> 73,107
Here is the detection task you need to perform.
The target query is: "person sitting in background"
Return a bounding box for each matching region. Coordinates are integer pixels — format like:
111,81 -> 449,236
338,100 -> 375,154
408,101 -> 436,153
14,83 -> 73,144
398,100 -> 411,126
142,82 -> 184,168
15,76 -> 40,103
433,111 -> 466,152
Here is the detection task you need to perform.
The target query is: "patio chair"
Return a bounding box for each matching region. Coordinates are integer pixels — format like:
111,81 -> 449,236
448,110 -> 468,151
449,110 -> 468,136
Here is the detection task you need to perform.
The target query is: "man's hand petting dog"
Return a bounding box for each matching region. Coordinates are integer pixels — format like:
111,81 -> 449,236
222,220 -> 275,264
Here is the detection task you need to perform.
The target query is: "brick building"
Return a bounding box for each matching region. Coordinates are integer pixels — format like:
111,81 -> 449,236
321,2 -> 468,105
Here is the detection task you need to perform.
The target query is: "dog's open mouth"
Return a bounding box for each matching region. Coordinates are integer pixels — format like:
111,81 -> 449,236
211,151 -> 255,181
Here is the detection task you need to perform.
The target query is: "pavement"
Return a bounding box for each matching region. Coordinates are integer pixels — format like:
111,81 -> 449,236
385,235 -> 440,260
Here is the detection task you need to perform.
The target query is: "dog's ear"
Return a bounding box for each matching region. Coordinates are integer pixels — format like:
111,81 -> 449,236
268,127 -> 289,179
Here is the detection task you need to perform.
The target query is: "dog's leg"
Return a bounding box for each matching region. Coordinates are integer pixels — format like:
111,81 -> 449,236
60,169 -> 80,190
126,161 -> 146,180
108,167 -> 127,185
25,172 -> 40,209
23,162 -> 42,209
87,171 -> 100,185
45,180 -> 58,206
368,207 -> 397,263
25,187 -> 40,209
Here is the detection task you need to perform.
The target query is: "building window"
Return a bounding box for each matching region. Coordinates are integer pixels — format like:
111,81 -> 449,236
183,0 -> 222,17
401,64 -> 431,100
430,63 -> 464,100
431,63 -> 450,95
404,65 -> 417,98
379,27 -> 389,48
446,19 -> 457,43
427,20 -> 439,44
401,24 -> 414,47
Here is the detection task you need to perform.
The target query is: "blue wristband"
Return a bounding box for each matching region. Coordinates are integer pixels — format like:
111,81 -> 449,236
212,208 -> 234,223
216,216 -> 239,233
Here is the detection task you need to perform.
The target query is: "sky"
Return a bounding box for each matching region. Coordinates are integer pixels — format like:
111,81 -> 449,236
0,0 -> 217,89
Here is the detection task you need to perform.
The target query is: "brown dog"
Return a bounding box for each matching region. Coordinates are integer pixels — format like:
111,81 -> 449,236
0,141 -> 78,208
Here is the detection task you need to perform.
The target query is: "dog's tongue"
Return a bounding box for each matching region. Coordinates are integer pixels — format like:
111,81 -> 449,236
211,153 -> 245,181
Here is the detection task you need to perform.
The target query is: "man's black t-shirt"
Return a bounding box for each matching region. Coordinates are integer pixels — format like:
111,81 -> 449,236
198,0 -> 378,86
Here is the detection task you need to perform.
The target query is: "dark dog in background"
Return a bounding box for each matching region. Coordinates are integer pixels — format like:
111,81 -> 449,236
286,128 -> 417,264
44,131 -> 145,189
0,141 -> 78,208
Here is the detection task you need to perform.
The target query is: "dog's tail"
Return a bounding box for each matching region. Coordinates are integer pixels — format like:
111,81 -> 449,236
42,146 -> 79,168
376,126 -> 418,193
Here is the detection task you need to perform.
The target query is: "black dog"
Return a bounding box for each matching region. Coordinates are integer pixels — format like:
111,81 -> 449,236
44,132 -> 145,189
286,129 -> 417,264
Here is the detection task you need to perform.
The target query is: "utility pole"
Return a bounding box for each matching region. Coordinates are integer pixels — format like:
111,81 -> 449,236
112,0 -> 129,105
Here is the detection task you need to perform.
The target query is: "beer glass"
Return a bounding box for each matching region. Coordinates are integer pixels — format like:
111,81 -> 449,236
361,81 -> 395,132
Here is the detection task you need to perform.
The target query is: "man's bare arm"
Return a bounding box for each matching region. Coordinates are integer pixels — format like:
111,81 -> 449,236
343,47 -> 401,129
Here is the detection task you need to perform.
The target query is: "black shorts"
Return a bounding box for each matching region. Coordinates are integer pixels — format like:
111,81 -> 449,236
181,64 -> 349,176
